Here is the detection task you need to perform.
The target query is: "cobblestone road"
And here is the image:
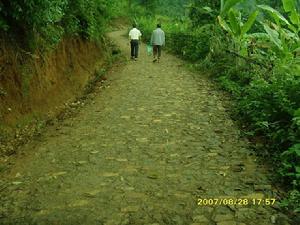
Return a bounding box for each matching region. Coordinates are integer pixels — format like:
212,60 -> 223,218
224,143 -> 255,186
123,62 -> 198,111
0,31 -> 292,225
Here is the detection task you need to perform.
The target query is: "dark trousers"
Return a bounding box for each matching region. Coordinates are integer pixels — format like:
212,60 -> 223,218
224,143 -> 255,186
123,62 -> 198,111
153,45 -> 162,58
130,40 -> 139,58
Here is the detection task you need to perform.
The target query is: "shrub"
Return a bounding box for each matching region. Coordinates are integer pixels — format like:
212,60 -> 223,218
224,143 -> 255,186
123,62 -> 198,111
0,0 -> 123,50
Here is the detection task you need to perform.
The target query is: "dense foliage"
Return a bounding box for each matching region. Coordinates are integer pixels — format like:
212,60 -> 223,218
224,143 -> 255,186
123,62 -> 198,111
135,0 -> 300,212
209,2 -> 300,208
0,0 -> 126,50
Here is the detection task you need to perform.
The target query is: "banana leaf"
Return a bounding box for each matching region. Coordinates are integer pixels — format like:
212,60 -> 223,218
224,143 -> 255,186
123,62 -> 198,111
241,10 -> 259,36
282,0 -> 295,12
228,10 -> 241,36
217,15 -> 232,33
262,22 -> 283,50
290,10 -> 300,26
221,0 -> 244,16
258,4 -> 290,26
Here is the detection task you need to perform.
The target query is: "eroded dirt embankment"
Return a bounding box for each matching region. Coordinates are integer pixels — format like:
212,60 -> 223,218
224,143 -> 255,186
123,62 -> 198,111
0,36 -> 111,155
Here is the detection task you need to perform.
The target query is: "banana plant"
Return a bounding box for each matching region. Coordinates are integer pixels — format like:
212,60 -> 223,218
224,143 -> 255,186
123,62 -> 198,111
218,9 -> 259,41
258,0 -> 300,56
218,0 -> 259,56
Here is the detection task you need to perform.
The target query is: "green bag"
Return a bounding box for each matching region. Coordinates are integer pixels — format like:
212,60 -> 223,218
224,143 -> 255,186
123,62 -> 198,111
147,44 -> 153,56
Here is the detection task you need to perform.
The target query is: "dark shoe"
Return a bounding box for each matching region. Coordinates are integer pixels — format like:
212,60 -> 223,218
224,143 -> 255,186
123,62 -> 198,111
153,58 -> 157,63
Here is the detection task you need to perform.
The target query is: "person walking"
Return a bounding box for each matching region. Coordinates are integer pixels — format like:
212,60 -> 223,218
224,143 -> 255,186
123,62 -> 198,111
151,24 -> 165,63
129,24 -> 142,61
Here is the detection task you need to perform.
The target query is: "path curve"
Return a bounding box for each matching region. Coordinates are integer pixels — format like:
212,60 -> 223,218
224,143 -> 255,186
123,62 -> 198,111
0,30 -> 291,225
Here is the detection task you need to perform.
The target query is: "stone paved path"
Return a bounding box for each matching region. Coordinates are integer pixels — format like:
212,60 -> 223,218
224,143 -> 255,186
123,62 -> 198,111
0,31 -> 292,225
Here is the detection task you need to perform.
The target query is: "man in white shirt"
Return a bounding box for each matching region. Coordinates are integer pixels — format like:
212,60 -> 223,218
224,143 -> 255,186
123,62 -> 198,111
129,24 -> 142,60
151,24 -> 165,63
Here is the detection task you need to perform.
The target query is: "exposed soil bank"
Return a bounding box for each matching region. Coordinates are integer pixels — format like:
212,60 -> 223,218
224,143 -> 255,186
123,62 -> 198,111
0,36 -> 111,155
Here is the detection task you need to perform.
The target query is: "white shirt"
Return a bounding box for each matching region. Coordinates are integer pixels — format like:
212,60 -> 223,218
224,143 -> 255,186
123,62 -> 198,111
129,28 -> 142,40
